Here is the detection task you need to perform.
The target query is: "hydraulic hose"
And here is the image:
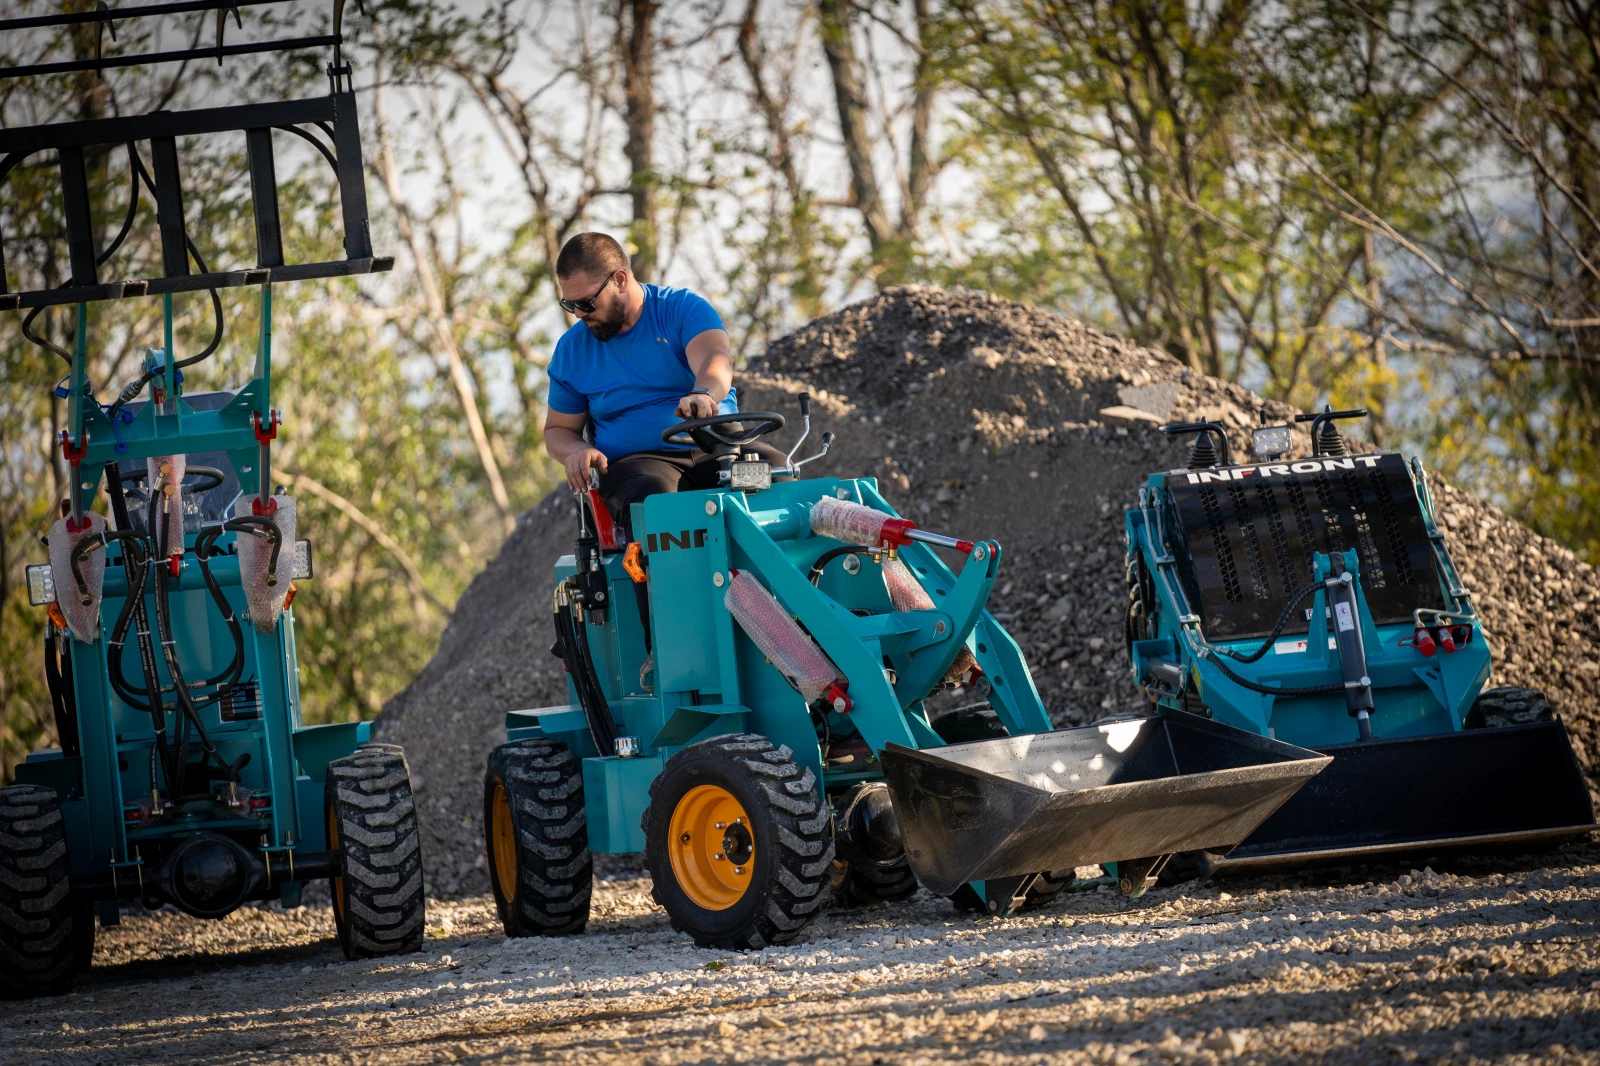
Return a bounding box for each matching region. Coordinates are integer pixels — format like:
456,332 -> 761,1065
150,494 -> 236,790
1199,647 -> 1351,698
1213,580 -> 1327,664
556,598 -> 618,756
807,545 -> 874,586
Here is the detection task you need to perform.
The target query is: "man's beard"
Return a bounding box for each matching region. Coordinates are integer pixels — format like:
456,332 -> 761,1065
586,302 -> 626,342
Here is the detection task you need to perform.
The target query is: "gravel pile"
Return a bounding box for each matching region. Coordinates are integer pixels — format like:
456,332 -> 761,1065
375,285 -> 1600,897
11,845 -> 1600,1064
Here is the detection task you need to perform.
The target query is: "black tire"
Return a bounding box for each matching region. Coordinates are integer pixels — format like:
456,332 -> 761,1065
483,738 -> 592,937
931,703 -> 1008,743
643,733 -> 831,950
0,784 -> 89,998
1465,686 -> 1555,729
830,855 -> 920,905
325,745 -> 425,959
829,783 -> 919,906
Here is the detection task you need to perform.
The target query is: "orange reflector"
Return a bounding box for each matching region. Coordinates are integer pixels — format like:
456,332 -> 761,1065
47,602 -> 68,631
623,542 -> 648,584
282,582 -> 298,611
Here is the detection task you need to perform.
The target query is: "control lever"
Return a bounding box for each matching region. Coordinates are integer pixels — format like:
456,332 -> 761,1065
1296,405 -> 1368,458
793,432 -> 834,472
582,468 -> 624,553
782,393 -> 812,471
1159,420 -> 1232,469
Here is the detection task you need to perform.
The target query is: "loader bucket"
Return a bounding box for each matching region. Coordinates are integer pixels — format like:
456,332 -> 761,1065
881,712 -> 1331,896
1212,720 -> 1598,871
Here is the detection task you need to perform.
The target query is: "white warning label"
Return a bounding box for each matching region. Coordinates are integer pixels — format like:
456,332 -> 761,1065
1273,637 -> 1339,655
1334,601 -> 1355,632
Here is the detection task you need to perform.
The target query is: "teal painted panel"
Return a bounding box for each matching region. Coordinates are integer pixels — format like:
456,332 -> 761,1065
295,775 -> 327,850
583,755 -> 663,854
291,720 -> 370,783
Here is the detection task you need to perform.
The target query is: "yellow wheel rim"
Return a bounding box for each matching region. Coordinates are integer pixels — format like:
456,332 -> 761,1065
490,781 -> 518,904
327,801 -> 346,919
667,785 -> 755,911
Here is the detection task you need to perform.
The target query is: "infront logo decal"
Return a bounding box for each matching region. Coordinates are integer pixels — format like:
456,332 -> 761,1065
647,528 -> 709,552
1183,455 -> 1384,485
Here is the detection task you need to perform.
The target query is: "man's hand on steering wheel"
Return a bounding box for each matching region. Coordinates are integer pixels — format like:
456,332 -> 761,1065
676,391 -> 718,419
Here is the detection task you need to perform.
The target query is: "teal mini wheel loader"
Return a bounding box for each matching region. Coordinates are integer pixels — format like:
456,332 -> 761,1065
0,3 -> 424,998
1121,409 -> 1597,876
483,398 -> 1334,949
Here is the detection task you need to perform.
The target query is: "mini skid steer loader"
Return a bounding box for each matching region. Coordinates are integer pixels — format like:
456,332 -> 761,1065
483,398 -> 1335,950
1,2 -> 424,997
1122,409 -> 1597,876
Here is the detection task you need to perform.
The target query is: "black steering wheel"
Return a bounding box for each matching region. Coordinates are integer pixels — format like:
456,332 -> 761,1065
661,412 -> 786,453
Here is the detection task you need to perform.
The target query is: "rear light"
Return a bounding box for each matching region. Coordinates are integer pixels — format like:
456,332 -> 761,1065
248,791 -> 272,812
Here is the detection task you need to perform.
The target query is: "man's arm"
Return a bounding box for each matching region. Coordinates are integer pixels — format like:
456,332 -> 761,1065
545,409 -> 609,492
677,328 -> 734,418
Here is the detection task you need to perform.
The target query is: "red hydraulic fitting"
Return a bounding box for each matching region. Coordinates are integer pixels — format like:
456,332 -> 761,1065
1413,626 -> 1437,657
1437,626 -> 1458,654
879,516 -> 977,555
251,495 -> 278,516
880,517 -> 917,547
252,409 -> 280,444
59,430 -> 88,464
823,681 -> 853,715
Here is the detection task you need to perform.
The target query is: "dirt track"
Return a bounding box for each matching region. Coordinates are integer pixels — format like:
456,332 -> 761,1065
7,846 -> 1598,1065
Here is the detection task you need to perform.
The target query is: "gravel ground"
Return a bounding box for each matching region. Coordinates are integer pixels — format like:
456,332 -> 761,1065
8,846 -> 1599,1065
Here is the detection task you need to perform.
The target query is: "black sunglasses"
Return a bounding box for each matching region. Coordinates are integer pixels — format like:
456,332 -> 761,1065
558,274 -> 615,315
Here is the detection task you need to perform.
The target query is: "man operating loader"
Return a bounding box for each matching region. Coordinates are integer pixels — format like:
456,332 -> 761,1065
543,232 -> 783,532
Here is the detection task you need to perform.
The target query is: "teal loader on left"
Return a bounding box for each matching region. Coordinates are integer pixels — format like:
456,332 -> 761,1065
1,0 -> 423,997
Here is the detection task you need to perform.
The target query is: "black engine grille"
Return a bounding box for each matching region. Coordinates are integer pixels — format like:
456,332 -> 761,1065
1162,453 -> 1443,640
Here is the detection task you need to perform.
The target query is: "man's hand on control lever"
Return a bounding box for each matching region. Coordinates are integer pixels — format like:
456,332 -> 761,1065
565,447 -> 608,493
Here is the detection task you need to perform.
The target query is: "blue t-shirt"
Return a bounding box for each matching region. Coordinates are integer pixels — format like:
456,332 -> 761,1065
547,284 -> 738,460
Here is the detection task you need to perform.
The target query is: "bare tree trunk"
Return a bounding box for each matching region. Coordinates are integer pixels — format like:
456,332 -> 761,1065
372,67 -> 516,538
617,0 -> 659,281
818,0 -> 893,251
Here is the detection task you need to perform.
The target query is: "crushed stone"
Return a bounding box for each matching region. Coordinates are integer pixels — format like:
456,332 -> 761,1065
9,845 -> 1598,1063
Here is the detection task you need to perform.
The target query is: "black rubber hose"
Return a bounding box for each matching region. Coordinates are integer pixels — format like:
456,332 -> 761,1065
43,630 -> 80,757
186,525 -> 245,696
153,558 -> 235,788
557,600 -> 617,756
1213,580 -> 1327,664
150,496 -> 235,788
70,529 -> 147,604
807,545 -> 875,585
108,535 -> 152,705
225,515 -> 283,583
1200,647 -> 1351,697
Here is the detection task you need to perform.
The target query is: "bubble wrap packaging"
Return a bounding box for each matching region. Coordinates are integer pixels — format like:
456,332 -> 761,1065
146,454 -> 186,554
48,512 -> 108,642
809,496 -> 891,546
881,557 -> 978,683
234,495 -> 296,633
881,556 -> 936,611
724,570 -> 843,702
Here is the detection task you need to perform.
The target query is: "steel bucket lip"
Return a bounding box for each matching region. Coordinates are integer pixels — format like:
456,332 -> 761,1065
881,739 -> 1332,802
882,710 -> 1332,801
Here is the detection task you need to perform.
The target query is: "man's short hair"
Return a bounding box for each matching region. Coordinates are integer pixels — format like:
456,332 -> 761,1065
556,232 -> 630,280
